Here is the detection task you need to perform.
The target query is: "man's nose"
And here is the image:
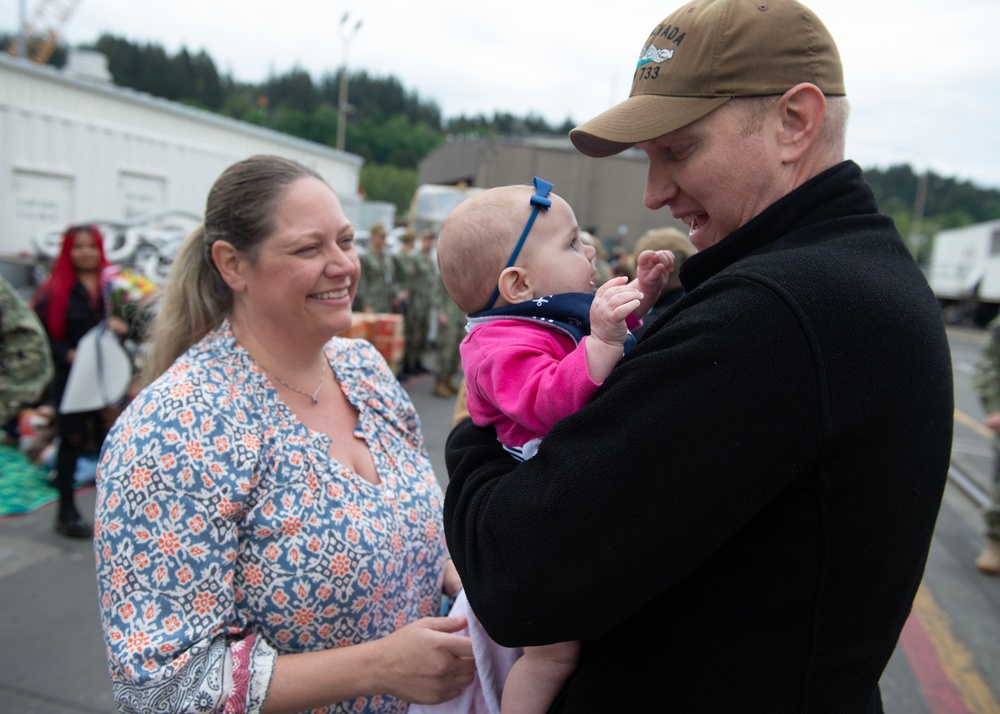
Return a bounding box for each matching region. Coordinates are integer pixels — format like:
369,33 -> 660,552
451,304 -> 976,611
644,162 -> 679,210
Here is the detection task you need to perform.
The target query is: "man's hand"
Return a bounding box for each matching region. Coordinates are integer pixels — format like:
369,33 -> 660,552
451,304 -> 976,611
985,412 -> 1000,433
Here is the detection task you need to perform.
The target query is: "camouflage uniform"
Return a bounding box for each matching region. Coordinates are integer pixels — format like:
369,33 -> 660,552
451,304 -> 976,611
0,275 -> 54,424
972,315 -> 1000,542
356,249 -> 399,314
432,273 -> 466,391
394,246 -> 432,372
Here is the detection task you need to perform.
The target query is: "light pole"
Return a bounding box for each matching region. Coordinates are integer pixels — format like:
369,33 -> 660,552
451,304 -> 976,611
16,0 -> 28,58
337,12 -> 362,152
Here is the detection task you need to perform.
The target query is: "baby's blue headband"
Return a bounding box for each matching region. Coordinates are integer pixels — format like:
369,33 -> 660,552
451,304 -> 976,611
481,176 -> 554,312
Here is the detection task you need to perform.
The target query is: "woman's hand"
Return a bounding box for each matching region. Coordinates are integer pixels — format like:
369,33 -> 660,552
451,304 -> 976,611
263,616 -> 474,713
106,316 -> 130,336
375,616 -> 475,705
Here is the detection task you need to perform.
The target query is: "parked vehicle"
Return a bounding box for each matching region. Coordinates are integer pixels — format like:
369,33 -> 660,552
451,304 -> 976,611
927,219 -> 1000,325
407,183 -> 484,235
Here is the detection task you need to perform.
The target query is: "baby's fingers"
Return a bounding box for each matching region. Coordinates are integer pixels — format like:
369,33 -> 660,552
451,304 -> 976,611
610,298 -> 641,321
595,275 -> 629,298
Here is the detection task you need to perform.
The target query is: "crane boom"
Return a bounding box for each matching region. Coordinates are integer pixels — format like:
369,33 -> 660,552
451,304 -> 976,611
6,0 -> 81,65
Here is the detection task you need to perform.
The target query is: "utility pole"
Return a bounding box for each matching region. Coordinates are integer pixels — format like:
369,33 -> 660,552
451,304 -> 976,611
336,12 -> 362,152
17,0 -> 28,58
909,167 -> 929,258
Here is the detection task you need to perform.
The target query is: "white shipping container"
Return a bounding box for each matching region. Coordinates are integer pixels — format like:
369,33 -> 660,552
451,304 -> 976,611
0,52 -> 365,263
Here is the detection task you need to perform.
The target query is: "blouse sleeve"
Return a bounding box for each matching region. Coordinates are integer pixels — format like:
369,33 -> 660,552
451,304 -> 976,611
94,369 -> 277,714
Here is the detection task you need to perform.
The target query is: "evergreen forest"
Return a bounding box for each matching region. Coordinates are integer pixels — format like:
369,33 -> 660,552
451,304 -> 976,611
7,32 -> 1000,262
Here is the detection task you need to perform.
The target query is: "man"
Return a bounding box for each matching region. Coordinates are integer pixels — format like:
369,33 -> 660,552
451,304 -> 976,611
356,223 -> 406,315
0,274 -> 53,425
443,0 -> 953,711
394,230 -> 433,378
971,314 -> 1000,575
431,266 -> 466,398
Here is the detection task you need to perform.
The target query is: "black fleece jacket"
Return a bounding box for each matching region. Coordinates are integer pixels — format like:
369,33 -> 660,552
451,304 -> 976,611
444,161 -> 954,713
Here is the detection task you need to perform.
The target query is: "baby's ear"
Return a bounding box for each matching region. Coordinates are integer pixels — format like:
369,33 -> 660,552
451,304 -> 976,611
497,266 -> 533,305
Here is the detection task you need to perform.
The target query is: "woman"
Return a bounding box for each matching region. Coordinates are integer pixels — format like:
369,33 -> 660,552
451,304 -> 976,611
94,155 -> 472,713
32,224 -> 129,538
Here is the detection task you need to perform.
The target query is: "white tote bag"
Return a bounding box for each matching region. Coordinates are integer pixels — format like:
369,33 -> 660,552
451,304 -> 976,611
59,323 -> 132,414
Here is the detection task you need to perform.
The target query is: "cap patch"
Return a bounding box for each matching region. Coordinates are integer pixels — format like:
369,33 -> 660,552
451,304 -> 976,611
637,44 -> 675,68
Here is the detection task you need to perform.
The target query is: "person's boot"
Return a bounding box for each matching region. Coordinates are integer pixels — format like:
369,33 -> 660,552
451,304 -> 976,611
53,443 -> 92,538
975,539 -> 1000,575
55,509 -> 93,538
432,380 -> 454,398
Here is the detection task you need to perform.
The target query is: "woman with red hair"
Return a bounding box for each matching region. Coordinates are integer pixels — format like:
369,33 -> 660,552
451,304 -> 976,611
32,225 -> 129,537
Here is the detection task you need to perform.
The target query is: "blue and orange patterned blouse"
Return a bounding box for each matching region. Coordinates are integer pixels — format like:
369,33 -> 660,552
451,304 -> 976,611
94,321 -> 449,714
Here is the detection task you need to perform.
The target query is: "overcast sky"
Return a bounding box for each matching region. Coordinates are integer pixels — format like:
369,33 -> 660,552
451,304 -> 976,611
7,0 -> 1000,190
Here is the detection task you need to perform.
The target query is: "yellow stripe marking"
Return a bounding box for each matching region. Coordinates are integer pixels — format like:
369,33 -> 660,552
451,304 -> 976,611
913,584 -> 1000,713
954,408 -> 994,440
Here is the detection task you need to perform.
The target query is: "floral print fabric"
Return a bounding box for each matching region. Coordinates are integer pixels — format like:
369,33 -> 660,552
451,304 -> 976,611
95,321 -> 448,713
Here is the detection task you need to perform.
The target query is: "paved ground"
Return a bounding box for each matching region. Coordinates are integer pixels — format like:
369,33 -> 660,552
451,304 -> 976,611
0,352 -> 997,713
0,368 -> 459,714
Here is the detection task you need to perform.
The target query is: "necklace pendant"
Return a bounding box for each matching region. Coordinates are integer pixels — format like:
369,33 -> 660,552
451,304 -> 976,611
263,361 -> 326,406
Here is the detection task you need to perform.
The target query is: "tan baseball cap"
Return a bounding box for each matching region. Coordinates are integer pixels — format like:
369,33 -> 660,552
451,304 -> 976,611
570,0 -> 845,158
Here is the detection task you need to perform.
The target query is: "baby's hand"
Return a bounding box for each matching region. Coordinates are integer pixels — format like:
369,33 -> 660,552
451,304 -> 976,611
636,249 -> 675,297
590,276 -> 642,347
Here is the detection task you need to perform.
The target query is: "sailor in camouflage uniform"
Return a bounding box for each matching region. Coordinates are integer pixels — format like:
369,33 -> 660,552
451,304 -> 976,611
972,314 -> 1000,575
0,275 -> 54,425
356,223 -> 405,314
431,269 -> 466,398
393,230 -> 432,377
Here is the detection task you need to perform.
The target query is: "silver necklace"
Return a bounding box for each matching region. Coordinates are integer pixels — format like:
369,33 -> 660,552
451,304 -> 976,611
263,362 -> 326,405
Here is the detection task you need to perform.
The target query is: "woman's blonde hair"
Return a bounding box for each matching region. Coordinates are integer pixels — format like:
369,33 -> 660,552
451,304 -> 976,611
141,155 -> 323,384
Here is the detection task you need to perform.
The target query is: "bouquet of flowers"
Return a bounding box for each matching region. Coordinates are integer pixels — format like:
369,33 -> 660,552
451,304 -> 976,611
101,265 -> 157,322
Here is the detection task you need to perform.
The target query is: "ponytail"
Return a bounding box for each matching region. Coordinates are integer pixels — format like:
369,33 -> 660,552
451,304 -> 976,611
140,226 -> 231,385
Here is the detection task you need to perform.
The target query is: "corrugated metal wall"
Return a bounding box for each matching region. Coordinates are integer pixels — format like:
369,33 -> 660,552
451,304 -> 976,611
417,137 -> 687,251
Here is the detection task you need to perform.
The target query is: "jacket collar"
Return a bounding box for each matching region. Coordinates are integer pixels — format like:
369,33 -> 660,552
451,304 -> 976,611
680,161 -> 876,291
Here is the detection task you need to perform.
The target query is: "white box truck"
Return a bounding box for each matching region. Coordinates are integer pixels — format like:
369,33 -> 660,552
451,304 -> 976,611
927,219 -> 1000,325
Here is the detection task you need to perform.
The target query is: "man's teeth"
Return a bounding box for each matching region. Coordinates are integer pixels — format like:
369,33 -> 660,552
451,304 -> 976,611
686,214 -> 705,234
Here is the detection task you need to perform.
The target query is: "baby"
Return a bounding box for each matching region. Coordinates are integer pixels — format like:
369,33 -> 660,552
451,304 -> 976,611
436,177 -> 674,713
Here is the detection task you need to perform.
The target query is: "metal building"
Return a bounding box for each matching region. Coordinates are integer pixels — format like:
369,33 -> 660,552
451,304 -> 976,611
416,136 -> 687,251
0,51 -> 369,271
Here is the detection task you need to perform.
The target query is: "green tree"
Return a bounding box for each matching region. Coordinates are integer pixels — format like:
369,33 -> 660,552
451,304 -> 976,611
349,114 -> 442,168
360,164 -> 418,217
41,29 -> 1000,229
324,70 -> 442,129
191,50 -> 224,109
264,66 -> 319,113
864,164 -> 1000,225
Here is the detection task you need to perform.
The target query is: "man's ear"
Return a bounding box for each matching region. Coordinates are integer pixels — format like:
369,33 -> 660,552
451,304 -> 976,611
776,82 -> 826,164
211,240 -> 247,292
497,266 -> 533,305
